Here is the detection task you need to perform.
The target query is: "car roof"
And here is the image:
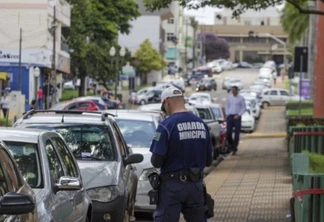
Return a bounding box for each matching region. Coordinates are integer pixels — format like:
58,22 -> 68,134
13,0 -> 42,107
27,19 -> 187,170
109,112 -> 156,121
208,103 -> 223,108
15,110 -> 115,126
190,92 -> 210,97
0,127 -> 45,143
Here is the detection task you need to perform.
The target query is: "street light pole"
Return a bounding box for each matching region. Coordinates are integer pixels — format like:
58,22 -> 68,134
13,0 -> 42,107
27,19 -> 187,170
51,6 -> 57,107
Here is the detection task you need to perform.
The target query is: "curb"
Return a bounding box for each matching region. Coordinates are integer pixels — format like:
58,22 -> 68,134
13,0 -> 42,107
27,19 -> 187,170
244,133 -> 287,139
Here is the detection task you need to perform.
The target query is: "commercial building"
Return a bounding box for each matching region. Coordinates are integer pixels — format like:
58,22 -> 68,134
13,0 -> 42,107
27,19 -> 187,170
0,0 -> 71,104
199,7 -> 288,64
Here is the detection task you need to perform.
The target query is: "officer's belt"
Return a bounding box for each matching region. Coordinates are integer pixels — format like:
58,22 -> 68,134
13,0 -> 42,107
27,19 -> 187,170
160,170 -> 203,182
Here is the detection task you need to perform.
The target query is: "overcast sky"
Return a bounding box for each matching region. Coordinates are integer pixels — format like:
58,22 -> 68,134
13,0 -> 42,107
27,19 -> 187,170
184,4 -> 285,25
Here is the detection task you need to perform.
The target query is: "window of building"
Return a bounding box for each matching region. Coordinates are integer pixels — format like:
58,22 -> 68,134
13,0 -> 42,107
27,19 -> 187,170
168,17 -> 174,24
166,33 -> 175,41
244,20 -> 251,26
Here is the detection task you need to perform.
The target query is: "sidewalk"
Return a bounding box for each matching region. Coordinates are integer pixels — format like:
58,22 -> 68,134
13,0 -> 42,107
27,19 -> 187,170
183,106 -> 292,221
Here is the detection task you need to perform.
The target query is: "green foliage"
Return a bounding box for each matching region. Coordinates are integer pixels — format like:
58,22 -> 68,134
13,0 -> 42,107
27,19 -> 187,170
302,151 -> 324,173
64,0 -> 140,95
287,108 -> 314,116
0,118 -> 12,127
280,1 -> 309,44
143,0 -> 323,17
134,40 -> 167,83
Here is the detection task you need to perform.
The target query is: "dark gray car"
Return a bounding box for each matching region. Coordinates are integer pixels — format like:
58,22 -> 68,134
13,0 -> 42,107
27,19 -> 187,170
0,141 -> 37,222
14,110 -> 143,222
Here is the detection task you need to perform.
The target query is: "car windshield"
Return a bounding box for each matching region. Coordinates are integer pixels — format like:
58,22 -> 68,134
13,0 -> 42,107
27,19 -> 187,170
115,119 -> 156,148
210,107 -> 222,119
4,141 -> 43,189
25,125 -> 117,161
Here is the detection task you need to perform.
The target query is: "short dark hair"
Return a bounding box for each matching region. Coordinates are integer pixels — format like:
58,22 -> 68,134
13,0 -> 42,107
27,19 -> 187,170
232,86 -> 238,90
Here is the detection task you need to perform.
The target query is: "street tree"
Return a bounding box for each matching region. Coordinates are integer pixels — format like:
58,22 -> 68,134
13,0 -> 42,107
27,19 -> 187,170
134,39 -> 167,84
199,32 -> 230,61
280,1 -> 309,44
143,0 -> 324,16
64,0 -> 140,96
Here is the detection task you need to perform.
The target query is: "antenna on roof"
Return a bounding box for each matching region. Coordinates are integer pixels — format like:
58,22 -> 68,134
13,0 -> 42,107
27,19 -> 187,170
61,113 -> 65,123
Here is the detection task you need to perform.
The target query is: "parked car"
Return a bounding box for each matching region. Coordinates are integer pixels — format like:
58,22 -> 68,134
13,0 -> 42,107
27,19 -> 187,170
196,78 -> 217,91
0,140 -> 37,221
259,67 -> 273,79
237,62 -> 252,68
253,79 -> 271,88
249,84 -> 265,97
188,93 -> 212,106
0,128 -> 92,222
240,93 -> 262,118
192,66 -> 213,77
155,82 -> 185,93
222,77 -> 233,90
206,61 -> 222,74
260,88 -> 304,108
241,110 -> 256,133
13,110 -> 144,222
226,79 -> 244,92
105,111 -> 161,213
50,100 -> 100,111
193,104 -> 221,159
75,96 -> 108,110
136,88 -> 162,105
137,103 -> 200,117
187,74 -> 205,86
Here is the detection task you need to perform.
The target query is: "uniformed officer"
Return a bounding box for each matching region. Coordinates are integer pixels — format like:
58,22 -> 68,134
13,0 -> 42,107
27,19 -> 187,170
150,86 -> 213,222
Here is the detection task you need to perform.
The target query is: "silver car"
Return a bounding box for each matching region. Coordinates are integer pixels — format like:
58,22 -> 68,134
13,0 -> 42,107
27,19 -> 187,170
0,128 -> 92,222
226,79 -> 244,91
106,110 -> 161,212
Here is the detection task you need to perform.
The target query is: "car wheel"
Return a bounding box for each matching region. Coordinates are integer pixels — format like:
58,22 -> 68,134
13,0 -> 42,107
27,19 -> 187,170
262,102 -> 270,109
139,100 -> 146,105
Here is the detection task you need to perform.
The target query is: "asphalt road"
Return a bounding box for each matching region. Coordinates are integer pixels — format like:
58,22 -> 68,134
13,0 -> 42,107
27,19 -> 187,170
134,68 -> 259,222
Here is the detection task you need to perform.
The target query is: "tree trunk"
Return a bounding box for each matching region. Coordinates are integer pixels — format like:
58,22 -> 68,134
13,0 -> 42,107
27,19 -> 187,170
79,75 -> 86,97
140,72 -> 147,85
192,29 -> 196,68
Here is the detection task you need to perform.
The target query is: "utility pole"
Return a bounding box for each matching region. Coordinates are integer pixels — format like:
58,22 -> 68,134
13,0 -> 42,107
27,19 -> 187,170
49,5 -> 57,109
18,28 -> 22,91
184,20 -> 188,73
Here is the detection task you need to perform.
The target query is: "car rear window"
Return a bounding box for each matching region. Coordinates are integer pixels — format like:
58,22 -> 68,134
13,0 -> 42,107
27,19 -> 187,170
24,125 -> 117,161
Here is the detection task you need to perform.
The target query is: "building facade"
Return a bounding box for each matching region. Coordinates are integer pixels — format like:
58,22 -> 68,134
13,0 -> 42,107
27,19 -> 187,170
0,0 -> 71,103
199,7 -> 288,64
118,0 -> 173,84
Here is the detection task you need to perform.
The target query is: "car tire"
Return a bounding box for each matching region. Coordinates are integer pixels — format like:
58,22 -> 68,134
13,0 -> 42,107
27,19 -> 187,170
139,100 -> 146,105
262,102 -> 270,109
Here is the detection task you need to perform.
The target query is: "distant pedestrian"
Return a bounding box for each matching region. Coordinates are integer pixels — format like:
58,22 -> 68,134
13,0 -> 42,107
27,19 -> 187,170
272,70 -> 277,86
130,90 -> 137,105
0,93 -> 10,119
30,99 -> 37,110
37,87 -> 43,109
281,68 -> 286,83
225,86 -> 246,155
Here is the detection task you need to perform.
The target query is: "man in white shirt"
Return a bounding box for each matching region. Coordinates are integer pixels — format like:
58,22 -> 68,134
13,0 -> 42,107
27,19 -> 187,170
225,86 -> 246,155
0,93 -> 10,118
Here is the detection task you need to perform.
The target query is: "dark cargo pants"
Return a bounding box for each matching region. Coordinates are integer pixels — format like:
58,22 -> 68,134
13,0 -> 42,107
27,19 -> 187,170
153,179 -> 207,222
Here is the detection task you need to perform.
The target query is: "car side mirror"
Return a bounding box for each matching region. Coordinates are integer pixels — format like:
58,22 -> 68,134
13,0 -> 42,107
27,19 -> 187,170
124,153 -> 143,166
55,176 -> 82,191
0,193 -> 35,215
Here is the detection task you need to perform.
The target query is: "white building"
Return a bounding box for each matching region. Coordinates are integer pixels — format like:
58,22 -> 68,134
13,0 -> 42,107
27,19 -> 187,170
118,0 -> 173,84
0,0 -> 71,104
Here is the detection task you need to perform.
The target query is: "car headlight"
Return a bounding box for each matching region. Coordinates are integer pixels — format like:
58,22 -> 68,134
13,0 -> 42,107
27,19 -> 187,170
139,168 -> 160,181
87,186 -> 120,202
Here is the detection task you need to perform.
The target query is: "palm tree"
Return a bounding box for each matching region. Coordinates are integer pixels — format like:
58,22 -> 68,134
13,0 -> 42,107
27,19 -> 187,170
190,17 -> 199,68
280,0 -> 309,45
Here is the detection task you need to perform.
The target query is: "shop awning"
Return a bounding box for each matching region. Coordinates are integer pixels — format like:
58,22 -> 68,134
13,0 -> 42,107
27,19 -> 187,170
0,72 -> 6,80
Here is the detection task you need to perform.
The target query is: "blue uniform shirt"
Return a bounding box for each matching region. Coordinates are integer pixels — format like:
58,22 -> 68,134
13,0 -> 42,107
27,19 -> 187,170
150,112 -> 213,174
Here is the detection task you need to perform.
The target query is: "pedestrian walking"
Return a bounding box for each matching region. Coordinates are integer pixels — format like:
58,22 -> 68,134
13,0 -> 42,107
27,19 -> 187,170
272,70 -> 277,86
225,86 -> 246,155
0,93 -> 9,119
130,90 -> 137,106
37,87 -> 43,109
150,86 -> 213,222
280,67 -> 286,83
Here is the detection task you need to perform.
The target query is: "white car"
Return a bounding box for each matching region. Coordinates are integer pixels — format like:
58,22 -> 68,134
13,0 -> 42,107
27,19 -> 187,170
206,61 -> 222,74
260,88 -> 304,108
245,98 -> 261,119
136,87 -> 155,105
188,93 -> 212,105
259,67 -> 273,79
241,109 -> 256,133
